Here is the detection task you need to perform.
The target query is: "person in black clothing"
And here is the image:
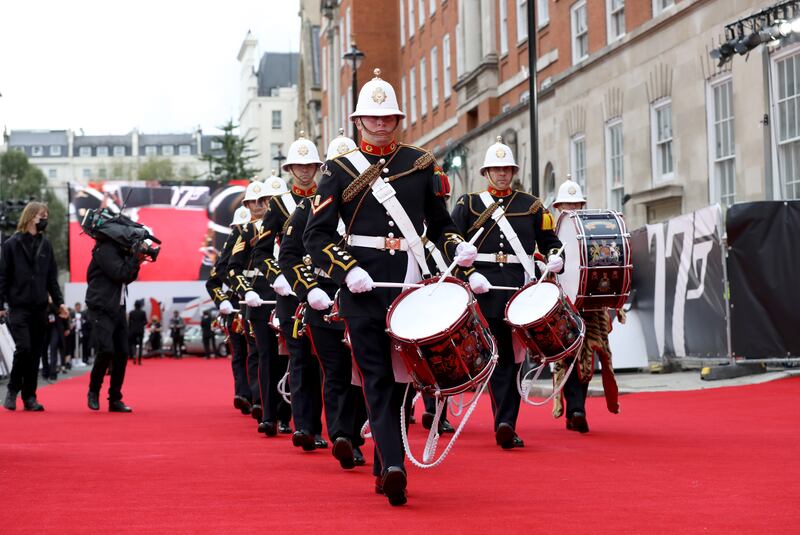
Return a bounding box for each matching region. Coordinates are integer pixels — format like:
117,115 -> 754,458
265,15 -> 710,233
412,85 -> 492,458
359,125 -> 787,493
169,310 -> 185,358
200,309 -> 215,359
47,302 -> 65,380
85,236 -> 143,412
1,201 -> 67,411
128,299 -> 147,365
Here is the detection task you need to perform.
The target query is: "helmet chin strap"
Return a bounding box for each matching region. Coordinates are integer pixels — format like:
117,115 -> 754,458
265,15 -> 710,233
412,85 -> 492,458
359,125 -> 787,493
289,166 -> 318,188
357,117 -> 399,139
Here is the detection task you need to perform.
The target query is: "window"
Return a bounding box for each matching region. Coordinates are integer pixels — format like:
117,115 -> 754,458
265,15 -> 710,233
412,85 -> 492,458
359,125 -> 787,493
31,145 -> 44,156
311,26 -> 321,86
538,0 -> 549,28
410,67 -> 417,123
272,110 -> 282,129
571,0 -> 588,64
79,146 -> 92,157
162,145 -> 174,156
651,98 -> 674,183
400,0 -> 406,46
707,77 -> 735,207
97,146 -> 109,157
210,140 -> 223,151
179,144 -> 191,156
653,0 -> 674,17
430,0 -> 436,15
570,134 -> 587,190
144,145 -> 157,157
49,145 -> 62,156
605,119 -> 624,211
401,75 -> 408,127
520,90 -> 530,103
345,8 -> 351,53
443,34 -> 452,99
409,0 -> 415,38
48,169 -> 57,179
418,0 -> 425,28
98,168 -> 107,179
774,53 -> 800,199
431,47 -> 439,109
82,168 -> 91,179
500,0 -> 509,56
455,24 -> 464,75
607,0 -> 625,42
516,0 -> 528,42
113,145 -> 126,156
420,58 -> 428,116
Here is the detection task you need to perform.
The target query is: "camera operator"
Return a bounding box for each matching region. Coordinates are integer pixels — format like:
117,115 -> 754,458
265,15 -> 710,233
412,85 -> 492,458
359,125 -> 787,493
85,236 -> 145,412
1,202 -> 67,412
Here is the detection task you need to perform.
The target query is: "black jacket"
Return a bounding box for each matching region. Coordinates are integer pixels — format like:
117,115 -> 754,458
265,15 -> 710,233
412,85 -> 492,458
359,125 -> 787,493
128,309 -> 148,335
85,240 -> 140,314
0,231 -> 63,311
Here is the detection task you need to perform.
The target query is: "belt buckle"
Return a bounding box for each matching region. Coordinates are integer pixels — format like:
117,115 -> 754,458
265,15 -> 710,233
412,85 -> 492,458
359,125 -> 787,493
495,252 -> 508,263
384,237 -> 402,251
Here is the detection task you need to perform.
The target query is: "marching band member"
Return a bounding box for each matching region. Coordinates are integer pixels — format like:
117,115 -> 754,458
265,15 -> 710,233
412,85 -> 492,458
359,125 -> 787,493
205,206 -> 253,414
550,178 -> 621,433
303,69 -> 476,506
450,137 -> 563,449
255,137 -> 327,451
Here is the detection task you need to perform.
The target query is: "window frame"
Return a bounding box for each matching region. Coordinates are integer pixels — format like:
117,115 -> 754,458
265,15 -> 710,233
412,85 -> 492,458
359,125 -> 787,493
516,0 -> 528,43
113,145 -> 126,157
431,46 -> 439,109
49,145 -> 62,157
144,145 -> 157,157
605,118 -> 624,211
409,0 -> 416,38
606,0 -> 625,44
410,66 -> 418,124
651,97 -> 674,184
443,34 -> 452,99
500,0 -> 509,56
652,0 -> 674,17
272,110 -> 282,130
570,133 -> 587,190
420,57 -> 428,117
571,0 -> 589,65
770,46 -> 800,200
31,145 -> 44,157
400,0 -> 406,46
162,145 -> 174,156
79,146 -> 92,157
96,146 -> 109,157
179,144 -> 192,156
706,74 -> 736,207
418,0 -> 425,28
537,0 -> 549,28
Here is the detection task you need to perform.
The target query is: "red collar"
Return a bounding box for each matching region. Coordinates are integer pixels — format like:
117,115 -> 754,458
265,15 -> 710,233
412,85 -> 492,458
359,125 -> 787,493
292,183 -> 317,197
488,186 -> 513,197
360,139 -> 398,156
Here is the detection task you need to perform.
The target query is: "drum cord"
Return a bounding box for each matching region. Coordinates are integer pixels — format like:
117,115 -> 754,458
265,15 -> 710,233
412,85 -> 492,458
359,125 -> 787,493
360,420 -> 372,440
400,355 -> 498,469
448,394 -> 465,418
517,345 -> 581,407
277,370 -> 291,404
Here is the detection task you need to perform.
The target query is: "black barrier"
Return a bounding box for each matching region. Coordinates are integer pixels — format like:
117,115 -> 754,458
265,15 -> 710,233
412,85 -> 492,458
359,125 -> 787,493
727,201 -> 800,359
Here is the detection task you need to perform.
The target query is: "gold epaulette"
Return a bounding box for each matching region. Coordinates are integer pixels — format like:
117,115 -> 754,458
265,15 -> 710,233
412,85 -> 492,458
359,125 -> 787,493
413,151 -> 435,170
528,198 -> 543,215
342,161 -> 382,203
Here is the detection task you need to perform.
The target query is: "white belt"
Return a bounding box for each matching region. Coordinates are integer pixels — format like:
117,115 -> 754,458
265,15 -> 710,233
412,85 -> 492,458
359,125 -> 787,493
243,269 -> 261,278
346,234 -> 409,252
475,252 -> 521,264
314,267 -> 331,279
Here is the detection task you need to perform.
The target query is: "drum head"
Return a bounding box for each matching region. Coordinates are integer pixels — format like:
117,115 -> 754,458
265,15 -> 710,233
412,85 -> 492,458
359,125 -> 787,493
506,282 -> 561,326
556,211 -> 580,302
389,282 -> 470,340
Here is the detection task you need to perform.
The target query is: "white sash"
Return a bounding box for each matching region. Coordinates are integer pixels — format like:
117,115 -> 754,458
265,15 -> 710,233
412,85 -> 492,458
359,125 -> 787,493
280,193 -> 297,215
478,191 -> 537,279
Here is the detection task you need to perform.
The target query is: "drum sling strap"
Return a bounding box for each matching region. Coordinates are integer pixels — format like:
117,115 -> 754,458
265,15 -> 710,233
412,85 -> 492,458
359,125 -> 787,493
478,191 -> 537,279
344,151 -> 431,277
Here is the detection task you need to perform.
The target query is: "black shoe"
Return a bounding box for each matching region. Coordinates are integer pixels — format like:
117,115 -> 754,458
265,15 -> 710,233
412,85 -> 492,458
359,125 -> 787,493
233,395 -> 251,415
421,412 -> 434,430
22,397 -> 45,412
353,446 -> 365,466
332,437 -> 355,469
567,411 -> 590,433
87,391 -> 100,411
3,390 -> 17,411
511,436 -> 525,448
278,422 -> 292,434
292,430 -> 316,451
109,401 -> 132,413
315,435 -> 328,449
439,419 -> 455,434
495,423 -> 516,449
381,467 -> 408,506
259,421 -> 277,437
251,404 -> 263,421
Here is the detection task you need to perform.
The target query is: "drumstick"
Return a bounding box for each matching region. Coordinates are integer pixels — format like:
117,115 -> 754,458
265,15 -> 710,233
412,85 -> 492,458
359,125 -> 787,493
532,245 -> 565,289
487,285 -> 520,292
238,299 -> 278,306
372,282 -> 424,289
428,227 -> 485,296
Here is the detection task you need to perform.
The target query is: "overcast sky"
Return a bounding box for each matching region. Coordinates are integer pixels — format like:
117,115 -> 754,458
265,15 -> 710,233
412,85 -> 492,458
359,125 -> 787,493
0,0 -> 300,136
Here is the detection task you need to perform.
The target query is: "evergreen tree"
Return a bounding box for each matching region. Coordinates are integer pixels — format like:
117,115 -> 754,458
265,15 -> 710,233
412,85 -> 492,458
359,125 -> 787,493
199,119 -> 260,186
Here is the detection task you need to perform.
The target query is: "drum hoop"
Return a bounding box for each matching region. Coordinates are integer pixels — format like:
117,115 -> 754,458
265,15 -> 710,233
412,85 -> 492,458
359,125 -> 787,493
504,280 -> 562,329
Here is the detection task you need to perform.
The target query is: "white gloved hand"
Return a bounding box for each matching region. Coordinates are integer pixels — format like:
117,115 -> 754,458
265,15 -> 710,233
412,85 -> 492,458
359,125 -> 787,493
344,266 -> 374,293
244,291 -> 261,307
546,254 -> 564,274
218,300 -> 234,315
534,260 -> 547,274
468,272 -> 491,294
454,242 -> 478,267
272,274 -> 292,296
307,287 -> 334,311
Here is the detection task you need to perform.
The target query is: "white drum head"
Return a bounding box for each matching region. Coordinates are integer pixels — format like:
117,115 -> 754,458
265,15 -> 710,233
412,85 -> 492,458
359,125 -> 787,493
389,282 -> 470,340
556,211 -> 581,302
506,282 -> 560,326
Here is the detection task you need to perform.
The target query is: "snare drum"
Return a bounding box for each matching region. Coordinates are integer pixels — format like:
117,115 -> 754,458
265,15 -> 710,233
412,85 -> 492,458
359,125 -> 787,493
505,280 -> 585,363
556,209 -> 632,311
386,277 -> 497,396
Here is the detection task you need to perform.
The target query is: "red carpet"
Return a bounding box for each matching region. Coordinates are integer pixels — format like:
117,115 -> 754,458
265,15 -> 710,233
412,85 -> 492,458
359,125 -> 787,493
2,359 -> 799,534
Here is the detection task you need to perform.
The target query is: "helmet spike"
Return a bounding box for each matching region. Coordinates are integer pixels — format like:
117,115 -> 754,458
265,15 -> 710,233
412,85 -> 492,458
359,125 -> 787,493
373,68 -> 382,79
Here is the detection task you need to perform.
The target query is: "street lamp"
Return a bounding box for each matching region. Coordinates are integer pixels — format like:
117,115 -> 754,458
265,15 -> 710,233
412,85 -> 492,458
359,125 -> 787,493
273,149 -> 287,177
342,40 -> 365,141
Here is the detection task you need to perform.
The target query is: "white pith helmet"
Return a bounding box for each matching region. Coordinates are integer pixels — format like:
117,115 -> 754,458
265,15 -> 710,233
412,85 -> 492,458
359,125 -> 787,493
243,179 -> 269,202
552,176 -> 587,207
263,170 -> 289,195
231,206 -> 251,226
282,132 -> 323,171
350,68 -> 406,120
326,128 -> 357,160
480,136 -> 519,176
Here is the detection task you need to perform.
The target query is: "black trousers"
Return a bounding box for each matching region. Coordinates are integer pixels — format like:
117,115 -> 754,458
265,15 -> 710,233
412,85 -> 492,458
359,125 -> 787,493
307,323 -> 367,447
202,335 -> 213,358
486,317 -> 521,432
251,314 -> 291,425
562,364 -> 589,416
88,306 -> 129,402
7,307 -> 48,400
245,333 -> 261,406
129,332 -> 144,362
226,317 -> 250,400
345,316 -> 408,477
280,320 -> 322,436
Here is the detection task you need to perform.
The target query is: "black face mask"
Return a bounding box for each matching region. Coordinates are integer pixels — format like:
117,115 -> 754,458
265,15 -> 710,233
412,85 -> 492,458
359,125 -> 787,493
36,219 -> 49,232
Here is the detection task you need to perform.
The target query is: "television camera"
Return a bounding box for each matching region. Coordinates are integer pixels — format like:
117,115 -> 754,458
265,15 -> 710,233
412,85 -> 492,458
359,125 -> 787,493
80,207 -> 161,261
